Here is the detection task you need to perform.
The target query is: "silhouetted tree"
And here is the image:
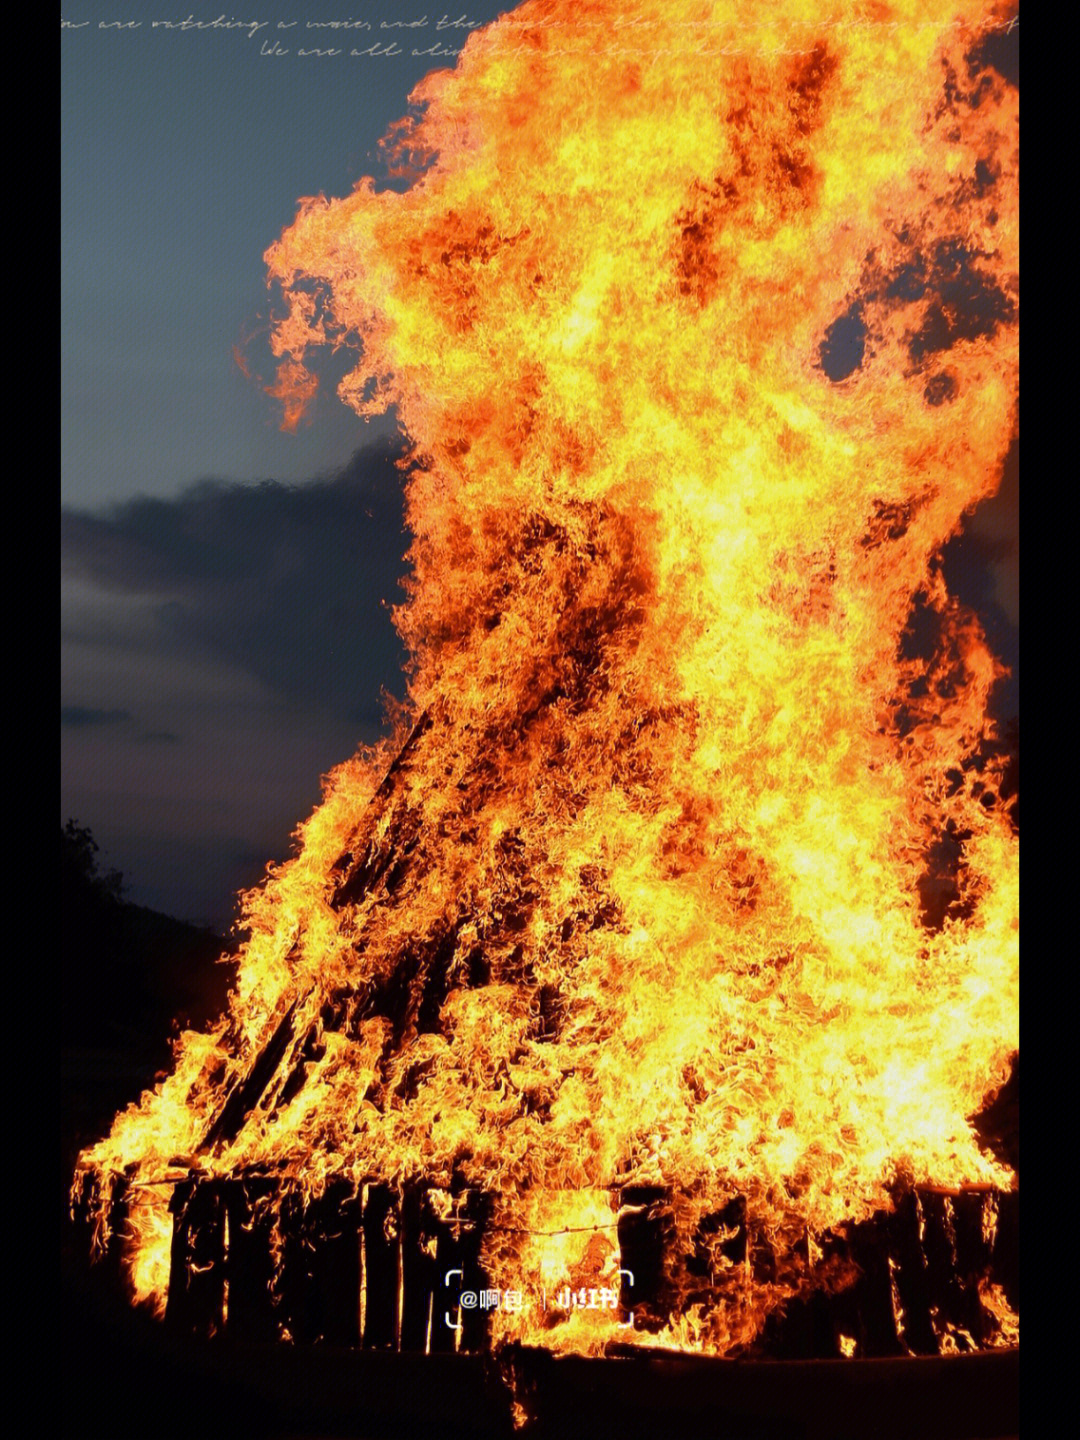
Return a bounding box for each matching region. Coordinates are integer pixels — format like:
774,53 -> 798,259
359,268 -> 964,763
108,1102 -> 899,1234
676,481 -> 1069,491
61,819 -> 123,904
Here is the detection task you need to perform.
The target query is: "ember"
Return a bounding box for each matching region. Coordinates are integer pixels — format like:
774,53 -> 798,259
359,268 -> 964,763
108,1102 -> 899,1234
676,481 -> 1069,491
75,0 -> 1019,1364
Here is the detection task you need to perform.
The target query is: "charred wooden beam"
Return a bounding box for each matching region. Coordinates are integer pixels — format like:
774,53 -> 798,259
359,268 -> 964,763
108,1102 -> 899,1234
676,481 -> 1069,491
759,1184 -> 1017,1359
887,1188 -> 939,1355
333,817 -> 423,910
271,1181 -> 363,1346
415,926 -> 466,1036
374,709 -> 434,799
71,1172 -> 131,1301
399,1182 -> 439,1352
311,1181 -> 364,1346
919,1187 -> 959,1321
450,1188 -> 492,1354
686,1195 -> 747,1288
331,711 -> 433,907
916,1186 -> 1004,1350
430,1212 -> 465,1354
165,1178 -> 226,1337
993,1189 -> 1018,1308
356,921 -> 468,1055
951,1188 -> 999,1347
848,1213 -> 906,1356
361,1183 -> 400,1349
765,1289 -> 845,1360
222,1177 -> 280,1343
413,1185 -> 495,1354
617,1185 -> 676,1333
199,993 -> 304,1152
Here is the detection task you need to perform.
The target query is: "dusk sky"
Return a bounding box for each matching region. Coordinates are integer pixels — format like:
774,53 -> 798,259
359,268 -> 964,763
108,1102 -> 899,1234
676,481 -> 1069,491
62,2 -> 510,926
62,6 -> 1018,928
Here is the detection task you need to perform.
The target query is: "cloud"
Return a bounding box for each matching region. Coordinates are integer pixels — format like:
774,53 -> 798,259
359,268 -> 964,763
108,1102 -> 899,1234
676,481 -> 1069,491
61,443 -> 413,925
61,706 -> 131,727
62,442 -> 410,719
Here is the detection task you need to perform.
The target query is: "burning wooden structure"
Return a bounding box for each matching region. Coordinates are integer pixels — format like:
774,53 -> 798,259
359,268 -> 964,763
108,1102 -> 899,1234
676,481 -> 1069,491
78,1170 -> 1016,1361
74,0 -> 1019,1372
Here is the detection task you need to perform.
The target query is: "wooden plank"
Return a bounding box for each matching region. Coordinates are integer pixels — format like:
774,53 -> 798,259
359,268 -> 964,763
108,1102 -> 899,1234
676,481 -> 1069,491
310,1181 -> 363,1346
456,1189 -> 492,1353
361,1183 -> 399,1349
165,1178 -> 226,1337
616,1185 -> 676,1333
888,1189 -> 940,1355
274,1181 -> 363,1346
198,993 -> 305,1152
430,1188 -> 491,1353
331,711 -> 433,906
399,1182 -> 438,1352
222,1177 -> 280,1342
992,1189 -> 1018,1307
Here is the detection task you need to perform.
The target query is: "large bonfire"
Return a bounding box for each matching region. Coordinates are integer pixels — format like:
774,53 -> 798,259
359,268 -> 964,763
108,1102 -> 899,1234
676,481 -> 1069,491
78,0 -> 1018,1358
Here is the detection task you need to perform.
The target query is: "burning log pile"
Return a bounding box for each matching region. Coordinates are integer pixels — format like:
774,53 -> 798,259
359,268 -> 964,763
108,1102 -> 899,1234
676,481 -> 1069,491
74,0 -> 1019,1364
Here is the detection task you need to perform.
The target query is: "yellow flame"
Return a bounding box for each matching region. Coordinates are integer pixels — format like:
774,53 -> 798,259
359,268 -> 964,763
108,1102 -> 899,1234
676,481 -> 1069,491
77,0 -> 1018,1354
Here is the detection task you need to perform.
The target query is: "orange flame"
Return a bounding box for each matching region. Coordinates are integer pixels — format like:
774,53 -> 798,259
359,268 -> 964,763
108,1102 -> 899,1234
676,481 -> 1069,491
77,0 -> 1017,1356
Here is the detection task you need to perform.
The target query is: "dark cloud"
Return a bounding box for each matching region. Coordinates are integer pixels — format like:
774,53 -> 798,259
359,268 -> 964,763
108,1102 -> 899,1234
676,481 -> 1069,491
941,433 -> 1019,717
62,443 -> 410,720
61,443 -> 414,925
61,706 -> 131,727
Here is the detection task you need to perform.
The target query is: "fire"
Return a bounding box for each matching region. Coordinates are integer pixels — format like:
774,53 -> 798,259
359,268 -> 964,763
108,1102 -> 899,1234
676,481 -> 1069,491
76,0 -> 1018,1358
